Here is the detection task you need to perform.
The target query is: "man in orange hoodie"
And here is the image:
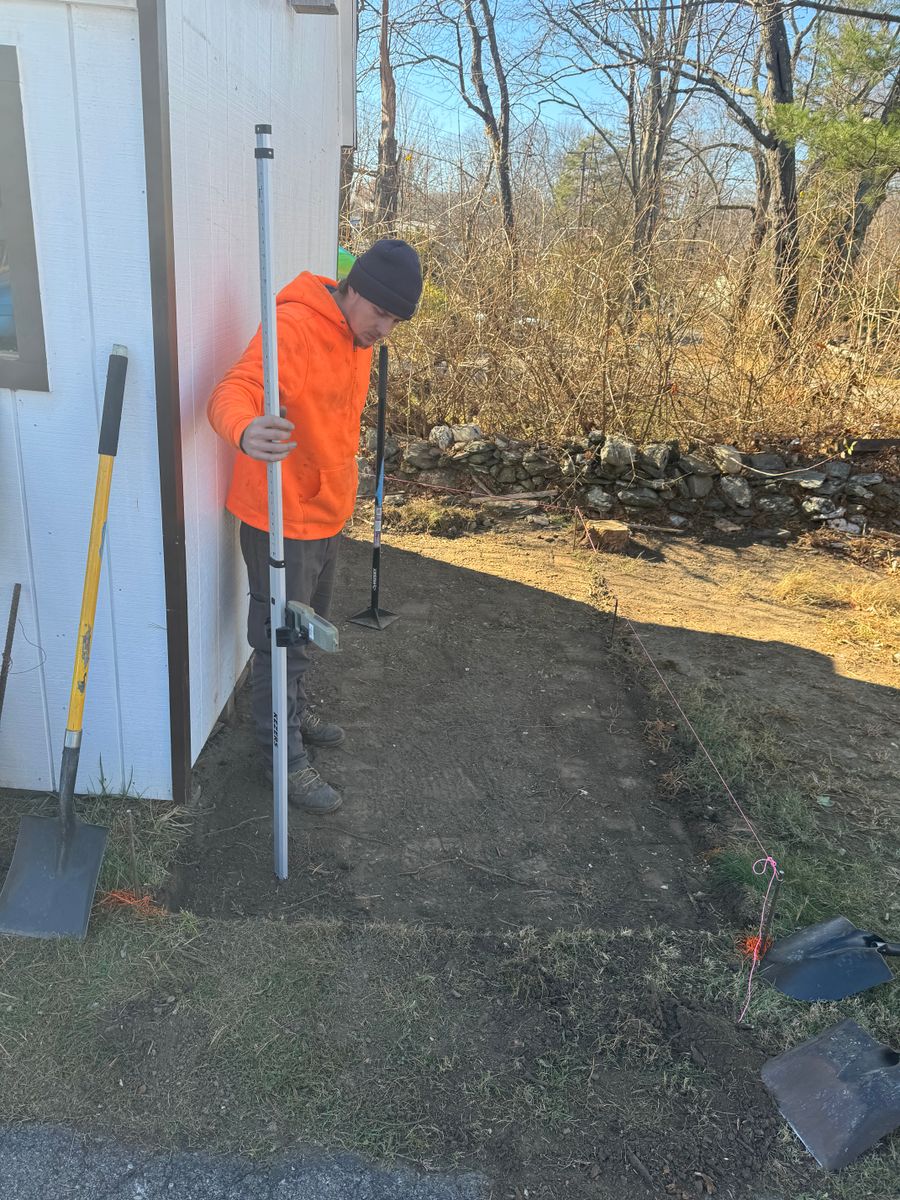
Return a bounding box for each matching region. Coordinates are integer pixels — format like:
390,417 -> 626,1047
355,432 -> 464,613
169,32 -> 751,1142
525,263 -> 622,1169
208,239 -> 423,814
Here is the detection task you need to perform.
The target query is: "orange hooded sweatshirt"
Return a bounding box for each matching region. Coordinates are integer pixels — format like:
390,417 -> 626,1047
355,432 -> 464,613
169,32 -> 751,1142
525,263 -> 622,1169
207,272 -> 373,540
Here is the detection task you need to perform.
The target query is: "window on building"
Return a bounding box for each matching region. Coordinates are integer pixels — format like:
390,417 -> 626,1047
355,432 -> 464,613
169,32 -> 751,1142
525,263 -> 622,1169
0,46 -> 48,391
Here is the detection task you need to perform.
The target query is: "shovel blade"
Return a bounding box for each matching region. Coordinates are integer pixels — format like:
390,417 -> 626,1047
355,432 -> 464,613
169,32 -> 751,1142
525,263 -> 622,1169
759,916 -> 895,1001
762,1019 -> 900,1170
0,814 -> 108,939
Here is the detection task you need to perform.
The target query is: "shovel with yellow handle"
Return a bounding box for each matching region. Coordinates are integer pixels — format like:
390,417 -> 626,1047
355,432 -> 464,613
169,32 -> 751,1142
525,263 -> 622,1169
0,346 -> 128,939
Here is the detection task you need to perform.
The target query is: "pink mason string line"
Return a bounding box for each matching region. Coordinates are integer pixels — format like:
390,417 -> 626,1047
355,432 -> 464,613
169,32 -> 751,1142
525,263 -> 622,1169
574,507 -> 781,1020
738,856 -> 782,1023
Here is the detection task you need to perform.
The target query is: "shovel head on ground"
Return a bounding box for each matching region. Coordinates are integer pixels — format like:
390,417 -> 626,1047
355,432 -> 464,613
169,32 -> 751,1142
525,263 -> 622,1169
759,915 -> 899,1001
762,1019 -> 900,1170
0,815 -> 108,939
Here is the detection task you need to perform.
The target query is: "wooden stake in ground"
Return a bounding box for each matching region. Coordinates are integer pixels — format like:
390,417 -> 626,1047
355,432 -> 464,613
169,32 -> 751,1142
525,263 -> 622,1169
579,520 -> 630,552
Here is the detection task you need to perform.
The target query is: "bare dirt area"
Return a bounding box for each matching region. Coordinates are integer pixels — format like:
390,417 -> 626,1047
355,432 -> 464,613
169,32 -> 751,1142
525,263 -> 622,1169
174,529 -> 703,933
595,529 -> 900,882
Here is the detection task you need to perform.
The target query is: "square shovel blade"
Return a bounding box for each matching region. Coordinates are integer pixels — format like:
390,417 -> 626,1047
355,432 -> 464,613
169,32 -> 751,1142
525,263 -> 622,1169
762,1019 -> 900,1170
0,814 -> 108,940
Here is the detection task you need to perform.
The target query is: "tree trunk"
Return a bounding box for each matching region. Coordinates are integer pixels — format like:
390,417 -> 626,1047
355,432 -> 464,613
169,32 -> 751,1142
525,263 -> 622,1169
371,1 -> 400,234
759,0 -> 799,340
338,145 -> 355,244
734,149 -> 772,321
814,69 -> 900,322
463,0 -> 515,252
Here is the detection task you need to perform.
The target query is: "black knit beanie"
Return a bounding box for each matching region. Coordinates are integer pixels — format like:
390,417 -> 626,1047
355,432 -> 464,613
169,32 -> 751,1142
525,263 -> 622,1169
346,239 -> 423,320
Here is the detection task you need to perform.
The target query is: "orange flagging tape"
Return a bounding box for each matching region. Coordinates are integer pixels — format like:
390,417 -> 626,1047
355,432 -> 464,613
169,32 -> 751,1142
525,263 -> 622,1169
98,889 -> 168,917
740,934 -> 772,961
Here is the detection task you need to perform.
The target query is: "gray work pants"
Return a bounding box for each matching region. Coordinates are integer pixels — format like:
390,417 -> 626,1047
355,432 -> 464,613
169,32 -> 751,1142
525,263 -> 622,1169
239,522 -> 340,770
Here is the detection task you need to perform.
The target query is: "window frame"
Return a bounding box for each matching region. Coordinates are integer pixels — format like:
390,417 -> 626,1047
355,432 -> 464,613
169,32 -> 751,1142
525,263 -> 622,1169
0,45 -> 49,392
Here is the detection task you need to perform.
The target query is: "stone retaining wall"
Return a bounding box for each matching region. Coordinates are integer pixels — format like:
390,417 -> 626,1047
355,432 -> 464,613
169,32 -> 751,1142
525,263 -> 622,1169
359,425 -> 899,536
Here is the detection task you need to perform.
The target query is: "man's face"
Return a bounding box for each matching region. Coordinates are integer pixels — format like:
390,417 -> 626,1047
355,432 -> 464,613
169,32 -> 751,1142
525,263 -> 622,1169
342,287 -> 403,348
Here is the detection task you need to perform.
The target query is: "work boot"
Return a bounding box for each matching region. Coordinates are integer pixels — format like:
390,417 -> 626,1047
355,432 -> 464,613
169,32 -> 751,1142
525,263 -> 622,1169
300,710 -> 345,748
266,762 -> 342,814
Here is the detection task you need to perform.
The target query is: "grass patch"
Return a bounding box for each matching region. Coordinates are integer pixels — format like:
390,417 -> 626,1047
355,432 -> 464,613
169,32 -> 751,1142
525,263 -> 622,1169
385,496 -> 479,537
1,914 -> 897,1195
0,791 -> 187,897
669,679 -> 900,932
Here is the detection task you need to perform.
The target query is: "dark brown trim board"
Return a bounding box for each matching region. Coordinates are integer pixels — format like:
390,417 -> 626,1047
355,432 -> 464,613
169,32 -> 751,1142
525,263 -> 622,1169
136,0 -> 191,805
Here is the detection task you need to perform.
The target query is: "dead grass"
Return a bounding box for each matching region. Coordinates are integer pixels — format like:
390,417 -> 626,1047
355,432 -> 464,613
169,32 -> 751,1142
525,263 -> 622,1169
771,568 -> 900,656
383,497 -> 479,537
376,221 -> 900,448
1,908 -> 898,1196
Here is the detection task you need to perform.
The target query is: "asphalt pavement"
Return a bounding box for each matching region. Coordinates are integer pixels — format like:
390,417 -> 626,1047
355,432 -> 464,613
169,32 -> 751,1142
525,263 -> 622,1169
0,1125 -> 489,1200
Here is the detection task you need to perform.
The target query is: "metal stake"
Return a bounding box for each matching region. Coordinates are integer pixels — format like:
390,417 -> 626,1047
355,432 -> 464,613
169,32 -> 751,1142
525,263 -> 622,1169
255,123 -> 289,881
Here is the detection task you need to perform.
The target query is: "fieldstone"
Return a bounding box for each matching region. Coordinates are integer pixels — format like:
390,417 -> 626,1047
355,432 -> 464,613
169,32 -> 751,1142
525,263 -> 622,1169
704,497 -> 726,511
618,487 -> 660,509
403,442 -> 440,470
714,518 -> 743,533
669,499 -> 697,514
584,486 -> 614,513
415,469 -> 465,490
749,452 -> 787,475
685,474 -> 714,499
496,466 -> 518,484
466,452 -> 497,465
647,480 -> 677,499
757,494 -> 797,517
669,514 -> 689,528
450,424 -> 483,444
356,457 -> 376,498
679,453 -> 718,476
713,445 -> 743,475
851,472 -> 883,486
587,429 -> 605,445
802,497 -> 840,518
824,460 -> 852,480
600,434 -> 638,476
641,443 -> 671,476
458,439 -> 496,456
719,476 -> 752,508
500,449 -> 524,465
792,470 -> 827,490
827,518 -> 864,535
428,424 -> 454,451
845,481 -> 874,499
527,513 -> 551,527
365,429 -> 401,460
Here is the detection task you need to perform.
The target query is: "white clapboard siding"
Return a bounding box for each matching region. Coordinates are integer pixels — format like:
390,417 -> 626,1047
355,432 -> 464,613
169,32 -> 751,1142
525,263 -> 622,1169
0,1 -> 170,796
167,0 -> 343,760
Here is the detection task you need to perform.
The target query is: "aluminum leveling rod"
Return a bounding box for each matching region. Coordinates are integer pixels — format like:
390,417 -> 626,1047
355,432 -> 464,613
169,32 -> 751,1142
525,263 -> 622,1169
255,123 -> 289,881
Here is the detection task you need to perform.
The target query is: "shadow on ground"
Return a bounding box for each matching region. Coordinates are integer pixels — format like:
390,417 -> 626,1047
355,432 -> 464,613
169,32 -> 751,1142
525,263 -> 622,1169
174,534 -> 703,930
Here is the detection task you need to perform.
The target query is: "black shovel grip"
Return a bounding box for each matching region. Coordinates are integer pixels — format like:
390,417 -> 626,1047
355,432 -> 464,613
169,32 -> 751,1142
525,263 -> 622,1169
98,346 -> 129,457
